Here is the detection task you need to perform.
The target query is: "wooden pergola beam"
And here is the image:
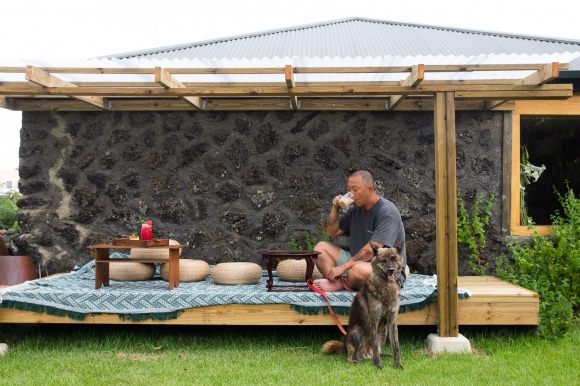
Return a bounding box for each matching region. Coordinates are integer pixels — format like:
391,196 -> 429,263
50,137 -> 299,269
7,97 -> 504,112
484,100 -> 508,109
515,62 -> 560,86
485,61 -> 558,108
455,89 -> 572,100
0,78 -> 559,88
389,64 -> 425,110
285,65 -> 299,110
483,63 -> 561,108
154,67 -> 202,109
24,65 -> 110,110
0,83 -> 572,97
0,96 -> 14,110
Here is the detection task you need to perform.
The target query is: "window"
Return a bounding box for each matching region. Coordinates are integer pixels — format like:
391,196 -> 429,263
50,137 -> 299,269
510,97 -> 580,236
521,118 -> 580,225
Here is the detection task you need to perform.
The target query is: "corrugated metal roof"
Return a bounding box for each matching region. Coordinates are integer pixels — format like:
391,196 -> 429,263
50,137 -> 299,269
106,17 -> 580,70
3,53 -> 579,84
1,17 -> 578,112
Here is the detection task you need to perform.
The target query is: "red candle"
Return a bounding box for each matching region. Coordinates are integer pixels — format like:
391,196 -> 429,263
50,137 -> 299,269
140,221 -> 153,240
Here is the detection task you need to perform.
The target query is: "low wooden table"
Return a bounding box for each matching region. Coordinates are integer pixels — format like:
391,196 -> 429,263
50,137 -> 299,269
258,250 -> 320,292
88,243 -> 186,290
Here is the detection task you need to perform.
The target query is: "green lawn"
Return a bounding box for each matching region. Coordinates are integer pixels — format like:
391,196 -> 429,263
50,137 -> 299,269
1,323 -> 578,385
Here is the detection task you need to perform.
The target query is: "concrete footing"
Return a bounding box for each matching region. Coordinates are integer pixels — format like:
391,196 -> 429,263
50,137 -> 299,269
426,333 -> 472,353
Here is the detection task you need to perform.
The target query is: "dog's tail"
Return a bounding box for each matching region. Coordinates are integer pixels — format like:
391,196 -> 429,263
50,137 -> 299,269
321,340 -> 346,355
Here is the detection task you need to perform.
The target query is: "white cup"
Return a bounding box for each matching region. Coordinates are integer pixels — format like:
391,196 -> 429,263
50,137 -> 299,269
338,192 -> 354,209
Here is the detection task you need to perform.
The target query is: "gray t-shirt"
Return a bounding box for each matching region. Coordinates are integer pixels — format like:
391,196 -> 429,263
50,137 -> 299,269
339,197 -> 407,283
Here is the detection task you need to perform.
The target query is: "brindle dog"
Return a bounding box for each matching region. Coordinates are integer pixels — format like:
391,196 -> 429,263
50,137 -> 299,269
321,242 -> 403,369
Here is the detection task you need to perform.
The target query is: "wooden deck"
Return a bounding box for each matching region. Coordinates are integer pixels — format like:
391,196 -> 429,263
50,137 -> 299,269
0,276 -> 539,326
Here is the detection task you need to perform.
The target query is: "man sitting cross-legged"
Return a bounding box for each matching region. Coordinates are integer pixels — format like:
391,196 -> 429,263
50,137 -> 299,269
312,170 -> 408,292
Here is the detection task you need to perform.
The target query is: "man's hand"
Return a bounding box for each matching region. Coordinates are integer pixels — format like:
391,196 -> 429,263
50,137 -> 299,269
331,194 -> 342,208
326,264 -> 348,280
326,195 -> 344,237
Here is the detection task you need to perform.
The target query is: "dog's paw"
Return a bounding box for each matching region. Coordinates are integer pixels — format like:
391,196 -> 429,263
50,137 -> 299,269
393,361 -> 403,369
348,357 -> 362,365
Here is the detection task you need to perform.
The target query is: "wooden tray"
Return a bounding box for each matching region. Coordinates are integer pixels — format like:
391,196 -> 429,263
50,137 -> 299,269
111,238 -> 169,247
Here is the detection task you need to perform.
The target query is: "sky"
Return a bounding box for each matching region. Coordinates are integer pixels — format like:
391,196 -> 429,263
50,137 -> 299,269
0,0 -> 578,170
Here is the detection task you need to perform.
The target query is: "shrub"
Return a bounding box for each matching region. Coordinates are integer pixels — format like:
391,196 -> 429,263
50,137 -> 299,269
457,190 -> 495,275
496,183 -> 580,339
288,230 -> 329,251
0,191 -> 20,230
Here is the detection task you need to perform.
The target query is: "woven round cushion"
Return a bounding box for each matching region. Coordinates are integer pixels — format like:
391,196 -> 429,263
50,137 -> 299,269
130,239 -> 181,260
211,262 -> 262,285
276,259 -> 323,282
109,262 -> 155,281
160,259 -> 210,282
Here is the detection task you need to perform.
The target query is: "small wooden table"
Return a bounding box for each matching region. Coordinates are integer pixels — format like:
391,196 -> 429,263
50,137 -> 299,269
88,243 -> 186,290
258,250 -> 320,292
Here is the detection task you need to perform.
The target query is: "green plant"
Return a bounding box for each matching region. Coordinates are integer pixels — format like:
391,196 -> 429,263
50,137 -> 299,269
520,145 -> 546,226
288,230 -> 329,251
0,191 -> 20,230
457,190 -> 495,275
497,182 -> 580,339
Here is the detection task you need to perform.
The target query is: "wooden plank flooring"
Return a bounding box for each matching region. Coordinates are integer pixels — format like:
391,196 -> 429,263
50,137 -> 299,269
0,276 -> 539,326
457,276 -> 539,325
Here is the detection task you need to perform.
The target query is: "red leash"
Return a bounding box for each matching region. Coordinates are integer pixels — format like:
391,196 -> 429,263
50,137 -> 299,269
307,279 -> 348,335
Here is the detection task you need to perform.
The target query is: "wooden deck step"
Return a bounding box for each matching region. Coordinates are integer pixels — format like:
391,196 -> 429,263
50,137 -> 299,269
456,276 -> 539,326
397,276 -> 539,326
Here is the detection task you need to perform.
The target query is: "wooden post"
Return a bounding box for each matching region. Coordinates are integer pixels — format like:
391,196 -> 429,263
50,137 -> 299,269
434,92 -> 459,337
510,112 -> 521,231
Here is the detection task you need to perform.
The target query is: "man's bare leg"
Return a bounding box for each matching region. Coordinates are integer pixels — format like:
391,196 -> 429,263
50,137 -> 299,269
344,262 -> 372,290
312,241 -> 345,292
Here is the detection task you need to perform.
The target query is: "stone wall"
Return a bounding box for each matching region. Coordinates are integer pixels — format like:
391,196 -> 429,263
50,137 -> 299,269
14,110 -> 506,276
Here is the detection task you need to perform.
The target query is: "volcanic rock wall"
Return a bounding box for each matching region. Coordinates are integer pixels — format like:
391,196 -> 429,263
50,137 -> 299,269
14,110 -> 505,275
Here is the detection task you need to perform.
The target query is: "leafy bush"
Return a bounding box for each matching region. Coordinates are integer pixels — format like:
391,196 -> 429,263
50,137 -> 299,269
496,183 -> 580,339
288,230 -> 329,251
457,190 -> 495,275
0,191 -> 20,230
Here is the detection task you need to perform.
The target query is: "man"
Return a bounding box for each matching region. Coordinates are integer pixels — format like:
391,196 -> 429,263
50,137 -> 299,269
312,170 -> 407,292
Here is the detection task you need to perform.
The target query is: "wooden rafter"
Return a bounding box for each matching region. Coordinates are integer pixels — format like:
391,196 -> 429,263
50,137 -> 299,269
484,63 -> 562,109
24,65 -> 110,110
483,100 -> 507,109
154,67 -> 202,109
0,96 -> 13,110
285,65 -> 299,110
515,62 -> 560,86
389,64 -> 424,110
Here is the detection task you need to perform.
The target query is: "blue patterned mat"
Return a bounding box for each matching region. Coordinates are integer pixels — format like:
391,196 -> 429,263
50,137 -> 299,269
1,253 -> 469,322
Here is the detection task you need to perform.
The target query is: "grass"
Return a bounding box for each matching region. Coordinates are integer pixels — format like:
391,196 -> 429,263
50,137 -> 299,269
1,323 -> 579,385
